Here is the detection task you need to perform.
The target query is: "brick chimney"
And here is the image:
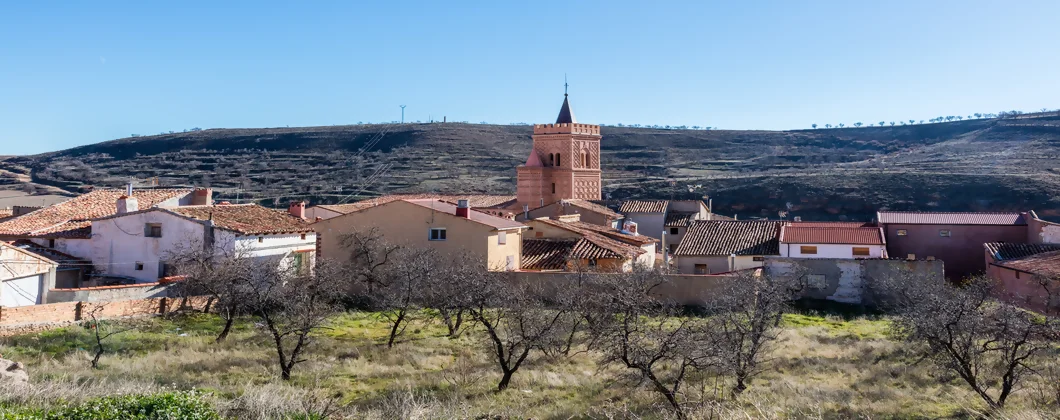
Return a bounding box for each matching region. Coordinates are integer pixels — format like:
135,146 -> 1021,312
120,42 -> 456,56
192,188 -> 213,206
288,201 -> 306,219
117,195 -> 138,214
456,199 -> 470,218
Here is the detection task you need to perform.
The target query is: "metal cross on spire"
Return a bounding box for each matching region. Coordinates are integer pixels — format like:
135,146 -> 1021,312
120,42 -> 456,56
564,74 -> 568,96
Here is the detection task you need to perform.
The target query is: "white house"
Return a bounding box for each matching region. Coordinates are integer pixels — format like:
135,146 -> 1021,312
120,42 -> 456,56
778,222 -> 887,259
89,200 -> 315,283
0,241 -> 58,307
672,220 -> 783,274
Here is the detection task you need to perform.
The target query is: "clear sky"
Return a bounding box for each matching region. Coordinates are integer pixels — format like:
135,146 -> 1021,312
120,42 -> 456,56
2,1 -> 1058,155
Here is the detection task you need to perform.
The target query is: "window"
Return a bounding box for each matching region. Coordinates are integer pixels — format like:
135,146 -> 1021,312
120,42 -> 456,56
300,233 -> 306,240
551,183 -> 556,194
549,153 -> 554,166
800,245 -> 818,255
144,223 -> 162,238
582,152 -> 588,167
669,227 -> 679,235
556,153 -> 561,166
939,229 -> 951,237
429,228 -> 447,241
896,229 -> 908,236
852,247 -> 871,256
158,262 -> 173,278
588,258 -> 597,267
134,262 -> 144,271
48,239 -> 55,248
694,264 -> 708,275
806,274 -> 827,289
498,231 -> 507,245
258,236 -> 264,243
535,231 -> 544,238
1015,271 -> 1020,279
753,256 -> 765,262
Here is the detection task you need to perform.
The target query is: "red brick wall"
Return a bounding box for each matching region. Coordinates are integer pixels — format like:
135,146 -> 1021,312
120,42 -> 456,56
884,224 -> 1027,280
0,296 -> 211,328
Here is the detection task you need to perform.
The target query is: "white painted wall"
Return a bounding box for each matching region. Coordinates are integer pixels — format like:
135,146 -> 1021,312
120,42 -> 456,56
27,238 -> 94,261
675,255 -> 764,274
779,243 -> 886,259
2,275 -> 43,307
637,243 -> 656,268
306,206 -> 343,221
626,213 -> 665,241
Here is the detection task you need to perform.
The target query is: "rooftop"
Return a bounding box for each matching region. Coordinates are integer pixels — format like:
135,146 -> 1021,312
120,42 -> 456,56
316,194 -> 517,215
674,220 -> 783,256
529,218 -> 647,257
877,211 -> 1027,226
994,250 -> 1060,278
619,200 -> 669,214
169,204 -> 314,235
521,238 -> 623,271
780,224 -> 885,245
402,200 -> 526,230
984,242 -> 1060,261
556,199 -> 622,219
0,188 -> 192,239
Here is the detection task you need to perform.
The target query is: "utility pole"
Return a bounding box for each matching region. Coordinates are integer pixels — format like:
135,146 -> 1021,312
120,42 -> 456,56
400,105 -> 406,123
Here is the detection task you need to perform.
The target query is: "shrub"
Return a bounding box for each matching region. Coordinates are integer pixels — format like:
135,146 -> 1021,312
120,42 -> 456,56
2,392 -> 220,420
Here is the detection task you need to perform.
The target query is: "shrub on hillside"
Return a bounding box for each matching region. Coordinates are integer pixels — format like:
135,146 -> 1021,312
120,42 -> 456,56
1,392 -> 220,420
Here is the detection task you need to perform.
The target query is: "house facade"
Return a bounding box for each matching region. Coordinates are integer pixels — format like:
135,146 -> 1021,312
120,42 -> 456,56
522,215 -> 655,271
879,211 -> 1030,280
0,241 -> 58,307
984,242 -> 1060,312
779,222 -> 887,259
307,194 -> 517,221
521,199 -> 621,228
314,199 -> 527,271
673,220 -> 783,274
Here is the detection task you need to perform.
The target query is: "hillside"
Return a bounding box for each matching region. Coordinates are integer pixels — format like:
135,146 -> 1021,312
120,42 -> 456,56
3,114 -> 1060,221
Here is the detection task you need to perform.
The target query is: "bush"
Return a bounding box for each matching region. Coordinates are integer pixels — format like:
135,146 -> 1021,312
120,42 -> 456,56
2,392 -> 220,420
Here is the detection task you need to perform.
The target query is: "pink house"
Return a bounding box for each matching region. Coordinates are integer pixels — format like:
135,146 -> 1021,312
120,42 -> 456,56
984,242 -> 1060,313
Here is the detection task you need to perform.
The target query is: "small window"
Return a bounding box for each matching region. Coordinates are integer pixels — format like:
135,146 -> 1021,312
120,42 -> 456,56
694,264 -> 708,275
669,243 -> 678,253
551,183 -> 556,194
48,239 -> 55,248
535,231 -> 544,238
753,256 -> 765,262
896,229 -> 908,236
800,245 -> 818,255
549,153 -> 554,166
430,228 -> 447,241
144,223 -> 162,238
556,153 -> 561,166
258,236 -> 264,243
498,231 -> 507,245
135,262 -> 144,271
588,258 -> 597,267
669,227 -> 679,235
939,229 -> 951,237
300,233 -> 306,240
1015,271 -> 1020,279
806,274 -> 827,289
852,247 -> 871,256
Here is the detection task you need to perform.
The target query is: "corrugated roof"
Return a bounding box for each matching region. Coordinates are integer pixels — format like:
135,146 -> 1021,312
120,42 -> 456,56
402,200 -> 526,230
0,188 -> 192,239
521,238 -> 622,270
994,250 -> 1060,277
674,221 -> 783,256
877,211 -> 1027,226
619,200 -> 669,214
317,194 -> 517,215
984,242 -> 1060,261
780,226 -> 884,245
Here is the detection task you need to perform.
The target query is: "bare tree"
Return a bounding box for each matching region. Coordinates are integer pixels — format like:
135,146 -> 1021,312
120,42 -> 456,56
245,258 -> 344,380
419,252 -> 481,338
374,247 -> 436,347
81,303 -> 139,369
168,243 -> 257,342
704,271 -> 801,396
873,273 -> 1059,410
340,227 -> 401,296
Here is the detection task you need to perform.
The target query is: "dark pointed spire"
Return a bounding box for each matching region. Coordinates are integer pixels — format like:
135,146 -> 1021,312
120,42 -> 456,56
555,93 -> 576,124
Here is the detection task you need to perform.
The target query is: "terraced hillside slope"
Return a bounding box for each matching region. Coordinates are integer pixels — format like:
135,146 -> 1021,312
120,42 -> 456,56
3,114 -> 1060,221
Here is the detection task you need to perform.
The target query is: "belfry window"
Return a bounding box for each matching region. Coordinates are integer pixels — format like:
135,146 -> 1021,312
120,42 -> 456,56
551,183 -> 556,194
582,152 -> 588,167
549,153 -> 554,166
556,153 -> 561,166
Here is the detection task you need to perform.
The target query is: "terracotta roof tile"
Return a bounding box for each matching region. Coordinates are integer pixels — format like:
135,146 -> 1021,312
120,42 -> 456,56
402,200 -> 526,230
665,212 -> 698,227
559,199 -> 622,219
984,242 -> 1060,261
877,211 -> 1027,226
780,225 -> 885,245
566,220 -> 657,245
619,200 -> 669,214
995,250 -> 1060,278
529,218 -> 646,257
168,204 -> 313,235
317,194 -> 517,214
0,188 -> 192,239
521,238 -> 622,270
674,220 -> 783,256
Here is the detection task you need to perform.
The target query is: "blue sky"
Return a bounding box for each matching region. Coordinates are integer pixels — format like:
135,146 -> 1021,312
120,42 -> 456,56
1,1 -> 1058,155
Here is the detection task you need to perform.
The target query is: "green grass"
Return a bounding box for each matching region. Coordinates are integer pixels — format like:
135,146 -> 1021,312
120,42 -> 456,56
0,311 -> 1054,419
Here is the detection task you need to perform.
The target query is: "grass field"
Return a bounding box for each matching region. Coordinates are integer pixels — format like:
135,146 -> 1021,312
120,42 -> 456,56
0,311 -> 1057,419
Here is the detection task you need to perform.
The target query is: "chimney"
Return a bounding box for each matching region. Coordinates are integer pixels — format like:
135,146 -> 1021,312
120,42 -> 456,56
288,201 -> 306,219
117,195 -> 138,214
192,188 -> 213,206
456,199 -> 470,218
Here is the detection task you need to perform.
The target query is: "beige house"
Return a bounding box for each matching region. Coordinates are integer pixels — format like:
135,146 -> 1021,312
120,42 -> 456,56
314,199 -> 527,271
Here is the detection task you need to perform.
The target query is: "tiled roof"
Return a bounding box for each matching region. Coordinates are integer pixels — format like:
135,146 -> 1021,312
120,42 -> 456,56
565,220 -> 656,245
984,242 -> 1060,261
0,188 -> 192,239
877,211 -> 1027,226
665,212 -> 698,227
317,194 -> 517,214
402,200 -> 526,230
994,250 -> 1060,278
783,221 -> 875,228
521,238 -> 623,270
530,218 -> 646,257
0,208 -> 12,221
619,200 -> 669,214
674,221 -> 783,256
559,199 -> 622,219
168,204 -> 314,235
780,224 -> 885,245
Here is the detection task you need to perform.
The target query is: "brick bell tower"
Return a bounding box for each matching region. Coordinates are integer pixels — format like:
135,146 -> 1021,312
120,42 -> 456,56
517,88 -> 602,208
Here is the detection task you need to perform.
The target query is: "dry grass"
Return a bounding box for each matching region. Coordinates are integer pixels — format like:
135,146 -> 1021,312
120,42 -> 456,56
0,311 -> 1057,419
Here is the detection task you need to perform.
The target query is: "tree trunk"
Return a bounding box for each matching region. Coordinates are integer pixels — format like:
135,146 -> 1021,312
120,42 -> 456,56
215,317 -> 234,343
280,365 -> 292,381
497,370 -> 514,391
91,348 -> 103,369
387,311 -> 406,348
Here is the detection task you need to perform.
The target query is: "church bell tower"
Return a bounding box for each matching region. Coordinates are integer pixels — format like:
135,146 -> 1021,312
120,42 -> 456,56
516,89 -> 602,208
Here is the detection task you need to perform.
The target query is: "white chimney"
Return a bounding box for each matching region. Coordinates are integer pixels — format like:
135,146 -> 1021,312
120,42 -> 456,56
117,195 -> 138,214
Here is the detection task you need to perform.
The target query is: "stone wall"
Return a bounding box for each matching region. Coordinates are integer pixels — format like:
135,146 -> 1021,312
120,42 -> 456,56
47,282 -> 171,303
765,258 -> 945,305
0,296 -> 210,334
513,271 -> 730,306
